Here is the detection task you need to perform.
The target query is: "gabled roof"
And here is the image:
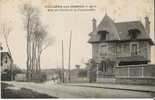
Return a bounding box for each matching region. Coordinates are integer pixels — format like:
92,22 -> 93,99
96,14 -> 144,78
89,14 -> 120,42
115,21 -> 150,40
88,15 -> 154,44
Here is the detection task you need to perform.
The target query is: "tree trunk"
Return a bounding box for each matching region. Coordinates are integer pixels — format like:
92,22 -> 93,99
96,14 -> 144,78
27,37 -> 31,81
26,17 -> 31,81
38,53 -> 41,72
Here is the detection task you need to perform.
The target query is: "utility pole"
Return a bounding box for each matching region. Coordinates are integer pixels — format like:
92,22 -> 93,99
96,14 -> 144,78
61,40 -> 64,83
56,43 -> 59,83
68,31 -> 72,83
153,29 -> 155,64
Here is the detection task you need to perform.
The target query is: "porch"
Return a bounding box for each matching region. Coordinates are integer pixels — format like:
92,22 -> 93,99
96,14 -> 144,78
96,60 -> 115,83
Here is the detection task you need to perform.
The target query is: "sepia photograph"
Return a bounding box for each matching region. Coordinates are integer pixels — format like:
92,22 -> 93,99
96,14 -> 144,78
0,0 -> 155,99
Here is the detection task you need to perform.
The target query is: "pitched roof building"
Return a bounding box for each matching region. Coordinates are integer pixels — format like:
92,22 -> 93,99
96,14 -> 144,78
89,14 -> 153,44
1,52 -> 13,71
88,14 -> 154,83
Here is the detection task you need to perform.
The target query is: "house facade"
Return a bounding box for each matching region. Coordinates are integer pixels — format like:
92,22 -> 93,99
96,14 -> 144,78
88,14 -> 155,84
1,51 -> 13,72
0,50 -> 13,80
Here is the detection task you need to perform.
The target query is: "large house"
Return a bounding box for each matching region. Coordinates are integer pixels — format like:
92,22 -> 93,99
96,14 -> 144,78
88,14 -> 155,84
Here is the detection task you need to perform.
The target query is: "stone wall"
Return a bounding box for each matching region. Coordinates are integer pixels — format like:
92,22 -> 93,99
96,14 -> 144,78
114,64 -> 155,85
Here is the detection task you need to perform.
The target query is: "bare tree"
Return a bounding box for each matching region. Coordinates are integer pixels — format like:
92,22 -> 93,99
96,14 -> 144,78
0,23 -> 14,80
21,3 -> 40,81
1,23 -> 12,56
34,24 -> 53,72
21,4 -> 53,80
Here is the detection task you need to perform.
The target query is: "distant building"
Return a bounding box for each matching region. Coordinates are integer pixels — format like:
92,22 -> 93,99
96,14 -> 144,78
0,45 -> 13,80
1,52 -> 13,72
88,14 -> 155,85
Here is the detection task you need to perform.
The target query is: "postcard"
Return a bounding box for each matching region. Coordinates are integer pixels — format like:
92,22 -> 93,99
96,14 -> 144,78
0,0 -> 155,99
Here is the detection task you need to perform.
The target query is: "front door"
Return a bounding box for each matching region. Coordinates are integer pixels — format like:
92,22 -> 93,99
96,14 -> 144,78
98,61 -> 114,78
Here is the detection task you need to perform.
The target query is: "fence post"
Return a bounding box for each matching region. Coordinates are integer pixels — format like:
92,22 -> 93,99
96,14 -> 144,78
141,65 -> 144,78
128,67 -> 130,78
96,64 -> 99,79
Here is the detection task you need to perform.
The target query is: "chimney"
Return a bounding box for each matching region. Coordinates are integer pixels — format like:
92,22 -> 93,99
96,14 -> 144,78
145,16 -> 150,35
92,18 -> 97,32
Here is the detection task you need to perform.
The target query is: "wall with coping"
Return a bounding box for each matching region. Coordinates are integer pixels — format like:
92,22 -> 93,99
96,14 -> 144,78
114,64 -> 155,85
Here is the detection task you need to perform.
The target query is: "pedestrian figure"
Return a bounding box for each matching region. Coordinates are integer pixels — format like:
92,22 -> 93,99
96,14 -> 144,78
88,59 -> 97,83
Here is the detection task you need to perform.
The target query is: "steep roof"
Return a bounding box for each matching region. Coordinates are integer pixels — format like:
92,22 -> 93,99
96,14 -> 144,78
89,15 -> 120,42
97,14 -> 120,41
115,21 -> 150,40
88,15 -> 153,44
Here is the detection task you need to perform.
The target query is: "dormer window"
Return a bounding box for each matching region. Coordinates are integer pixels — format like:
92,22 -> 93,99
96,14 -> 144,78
98,30 -> 108,41
128,29 -> 140,40
130,42 -> 139,56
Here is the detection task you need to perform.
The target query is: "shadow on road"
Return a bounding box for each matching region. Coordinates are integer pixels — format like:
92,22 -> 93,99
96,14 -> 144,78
1,82 -> 57,98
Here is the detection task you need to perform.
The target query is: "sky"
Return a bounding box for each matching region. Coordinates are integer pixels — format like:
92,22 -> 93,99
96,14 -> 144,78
0,0 -> 154,69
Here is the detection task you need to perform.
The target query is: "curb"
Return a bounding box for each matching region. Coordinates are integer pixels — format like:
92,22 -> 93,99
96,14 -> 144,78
65,84 -> 155,93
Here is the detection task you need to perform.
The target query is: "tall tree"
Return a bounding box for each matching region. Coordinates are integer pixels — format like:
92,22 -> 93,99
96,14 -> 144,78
21,4 -> 52,80
34,24 -> 53,72
21,4 -> 40,80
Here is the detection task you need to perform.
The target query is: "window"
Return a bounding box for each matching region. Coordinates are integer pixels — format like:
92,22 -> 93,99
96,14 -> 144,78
117,44 -> 122,54
130,43 -> 138,56
99,61 -> 107,72
100,34 -> 106,41
130,33 -> 137,40
4,57 -> 8,64
99,63 -> 104,72
100,44 -> 108,56
98,31 -> 108,41
128,29 -> 140,40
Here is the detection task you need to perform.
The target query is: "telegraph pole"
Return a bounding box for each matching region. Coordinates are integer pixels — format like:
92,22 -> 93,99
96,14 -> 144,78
154,29 -> 155,64
68,31 -> 72,83
61,40 -> 64,83
56,43 -> 59,83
